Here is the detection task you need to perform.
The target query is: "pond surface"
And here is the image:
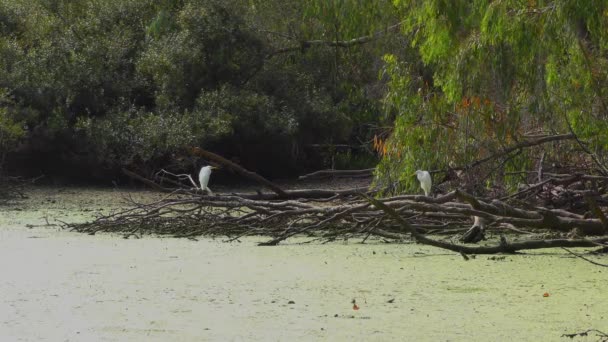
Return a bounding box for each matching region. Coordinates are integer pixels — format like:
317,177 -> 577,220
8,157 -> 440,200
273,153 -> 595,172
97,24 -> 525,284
0,187 -> 606,341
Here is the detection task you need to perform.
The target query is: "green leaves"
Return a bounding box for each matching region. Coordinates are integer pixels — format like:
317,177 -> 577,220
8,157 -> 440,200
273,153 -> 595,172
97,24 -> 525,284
378,0 -> 608,194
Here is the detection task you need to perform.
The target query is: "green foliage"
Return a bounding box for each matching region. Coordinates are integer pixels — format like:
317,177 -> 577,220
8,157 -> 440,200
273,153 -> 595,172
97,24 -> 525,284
333,150 -> 378,170
377,0 -> 608,193
192,85 -> 298,141
138,0 -> 266,108
17,0 -> 603,184
74,84 -> 299,166
0,0 -> 393,177
75,106 -> 196,165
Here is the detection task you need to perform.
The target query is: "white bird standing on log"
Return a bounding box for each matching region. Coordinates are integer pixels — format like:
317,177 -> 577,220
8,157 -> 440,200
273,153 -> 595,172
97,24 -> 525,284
199,165 -> 217,195
413,170 -> 432,196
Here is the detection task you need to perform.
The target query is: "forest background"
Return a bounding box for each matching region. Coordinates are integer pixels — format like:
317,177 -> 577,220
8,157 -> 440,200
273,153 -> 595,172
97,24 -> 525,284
1,0 -> 607,194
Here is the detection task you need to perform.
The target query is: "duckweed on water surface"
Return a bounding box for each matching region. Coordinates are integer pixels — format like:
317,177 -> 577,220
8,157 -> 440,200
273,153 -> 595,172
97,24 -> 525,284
0,187 -> 606,341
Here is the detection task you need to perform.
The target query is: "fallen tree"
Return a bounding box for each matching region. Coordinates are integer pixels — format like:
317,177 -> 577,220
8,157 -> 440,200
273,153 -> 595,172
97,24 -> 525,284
362,194 -> 608,255
298,168 -> 375,180
67,150 -> 608,257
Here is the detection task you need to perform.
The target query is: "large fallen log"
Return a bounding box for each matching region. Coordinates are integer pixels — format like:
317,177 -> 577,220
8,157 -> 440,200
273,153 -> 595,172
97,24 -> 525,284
67,180 -> 608,254
67,149 -> 608,257
361,194 -> 608,254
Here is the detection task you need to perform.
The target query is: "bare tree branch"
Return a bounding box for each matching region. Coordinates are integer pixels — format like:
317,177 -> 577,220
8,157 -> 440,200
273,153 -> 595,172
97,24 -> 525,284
454,134 -> 575,171
299,168 -> 374,180
363,194 -> 608,255
268,21 -> 405,56
564,111 -> 608,176
561,247 -> 608,267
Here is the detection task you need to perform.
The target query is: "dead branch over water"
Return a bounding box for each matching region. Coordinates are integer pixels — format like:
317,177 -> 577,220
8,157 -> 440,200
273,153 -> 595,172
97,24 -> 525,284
0,175 -> 41,204
68,155 -> 608,255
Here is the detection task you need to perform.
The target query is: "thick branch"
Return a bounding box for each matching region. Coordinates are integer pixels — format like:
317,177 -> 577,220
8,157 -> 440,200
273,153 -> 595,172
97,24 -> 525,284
70,173 -> 608,251
122,169 -> 173,193
456,189 -> 605,235
190,147 -> 288,198
269,21 -> 405,56
564,111 -> 608,176
363,194 -> 608,254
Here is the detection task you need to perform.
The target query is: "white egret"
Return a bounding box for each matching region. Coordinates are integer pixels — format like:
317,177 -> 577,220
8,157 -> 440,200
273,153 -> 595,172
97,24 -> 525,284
198,165 -> 217,195
413,170 -> 432,196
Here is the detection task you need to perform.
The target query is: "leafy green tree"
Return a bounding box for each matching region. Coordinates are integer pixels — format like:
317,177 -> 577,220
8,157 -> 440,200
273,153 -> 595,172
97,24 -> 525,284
377,0 -> 608,193
0,0 -> 404,178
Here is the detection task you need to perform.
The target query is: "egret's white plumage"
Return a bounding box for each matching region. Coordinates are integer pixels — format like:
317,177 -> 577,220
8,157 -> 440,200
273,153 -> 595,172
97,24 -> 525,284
199,165 -> 215,195
414,170 -> 432,196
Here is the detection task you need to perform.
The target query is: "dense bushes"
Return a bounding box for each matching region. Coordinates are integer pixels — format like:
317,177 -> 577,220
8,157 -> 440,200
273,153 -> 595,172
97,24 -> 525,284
0,0 -> 385,180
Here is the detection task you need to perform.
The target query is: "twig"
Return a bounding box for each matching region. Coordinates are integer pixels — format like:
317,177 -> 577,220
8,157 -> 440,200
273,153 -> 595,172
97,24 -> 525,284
564,111 -> 608,176
561,247 -> 608,267
268,20 -> 405,56
454,134 -> 575,171
562,329 -> 608,339
122,169 -> 173,193
299,168 -> 375,180
156,169 -> 199,189
499,178 -> 555,201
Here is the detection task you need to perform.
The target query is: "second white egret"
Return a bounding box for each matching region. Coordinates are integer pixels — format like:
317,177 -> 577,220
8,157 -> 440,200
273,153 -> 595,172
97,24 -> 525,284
413,170 -> 432,196
199,165 -> 217,195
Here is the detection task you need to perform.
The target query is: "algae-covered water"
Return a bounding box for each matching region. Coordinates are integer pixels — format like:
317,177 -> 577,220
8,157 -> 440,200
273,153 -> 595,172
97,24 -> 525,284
0,187 -> 606,341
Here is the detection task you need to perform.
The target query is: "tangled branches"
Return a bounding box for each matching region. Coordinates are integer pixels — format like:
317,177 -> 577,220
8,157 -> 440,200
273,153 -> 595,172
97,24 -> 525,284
67,147 -> 608,255
68,178 -> 608,253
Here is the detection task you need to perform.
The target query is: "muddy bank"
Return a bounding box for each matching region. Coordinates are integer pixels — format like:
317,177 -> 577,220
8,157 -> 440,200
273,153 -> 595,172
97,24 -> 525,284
0,187 -> 606,341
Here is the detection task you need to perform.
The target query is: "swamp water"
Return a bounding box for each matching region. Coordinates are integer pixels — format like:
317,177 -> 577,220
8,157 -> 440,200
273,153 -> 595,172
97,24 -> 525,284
0,187 -> 606,341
